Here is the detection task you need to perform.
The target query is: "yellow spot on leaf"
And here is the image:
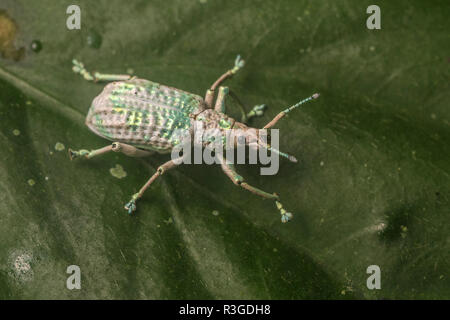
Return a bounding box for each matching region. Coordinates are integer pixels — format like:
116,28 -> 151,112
55,142 -> 65,151
109,164 -> 127,179
0,10 -> 25,61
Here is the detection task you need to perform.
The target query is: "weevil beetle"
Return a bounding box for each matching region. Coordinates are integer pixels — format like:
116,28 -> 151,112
69,55 -> 319,222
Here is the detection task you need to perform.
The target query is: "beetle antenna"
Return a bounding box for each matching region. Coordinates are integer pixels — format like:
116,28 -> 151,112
263,93 -> 320,129
257,140 -> 297,163
267,145 -> 298,163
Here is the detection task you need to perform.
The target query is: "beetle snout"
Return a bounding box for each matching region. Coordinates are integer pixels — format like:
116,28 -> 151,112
244,130 -> 260,145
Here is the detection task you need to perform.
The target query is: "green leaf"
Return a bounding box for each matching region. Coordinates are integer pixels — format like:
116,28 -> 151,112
0,0 -> 448,299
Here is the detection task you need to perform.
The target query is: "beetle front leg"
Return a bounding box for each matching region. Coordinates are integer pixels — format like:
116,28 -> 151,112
72,59 -> 133,82
68,142 -> 152,160
228,90 -> 267,123
214,87 -> 267,124
205,55 -> 245,108
219,158 -> 293,223
124,157 -> 183,214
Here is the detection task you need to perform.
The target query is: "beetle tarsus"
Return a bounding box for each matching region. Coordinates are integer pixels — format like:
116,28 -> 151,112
72,59 -> 95,81
124,200 -> 137,214
246,104 -> 267,121
231,55 -> 245,74
68,148 -> 81,160
68,148 -> 90,160
281,211 -> 293,223
124,193 -> 139,214
68,148 -> 76,160
276,200 -> 293,223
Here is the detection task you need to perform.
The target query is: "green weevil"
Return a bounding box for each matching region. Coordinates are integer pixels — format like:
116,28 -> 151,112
69,55 -> 319,223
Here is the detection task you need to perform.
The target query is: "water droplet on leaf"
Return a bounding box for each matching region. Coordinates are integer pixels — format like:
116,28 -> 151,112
86,30 -> 102,49
30,40 -> 42,53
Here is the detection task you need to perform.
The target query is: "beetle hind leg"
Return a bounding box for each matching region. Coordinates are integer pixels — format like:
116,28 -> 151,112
68,142 -> 152,160
68,145 -> 112,160
124,157 -> 183,215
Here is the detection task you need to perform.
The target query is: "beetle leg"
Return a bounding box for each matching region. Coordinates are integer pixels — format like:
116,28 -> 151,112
68,145 -> 112,160
214,86 -> 229,113
228,90 -> 267,123
110,142 -> 154,157
213,87 -> 266,124
72,59 -> 132,82
219,157 -> 293,223
205,55 -> 245,108
68,142 -> 152,160
244,104 -> 267,123
124,157 -> 183,214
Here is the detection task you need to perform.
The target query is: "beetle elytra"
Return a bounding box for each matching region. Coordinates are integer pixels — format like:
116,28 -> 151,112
69,56 -> 319,223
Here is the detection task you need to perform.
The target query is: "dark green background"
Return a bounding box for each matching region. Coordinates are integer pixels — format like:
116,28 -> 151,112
0,0 -> 448,299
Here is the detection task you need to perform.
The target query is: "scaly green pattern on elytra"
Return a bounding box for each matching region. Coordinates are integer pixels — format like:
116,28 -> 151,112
219,119 -> 231,129
94,114 -> 113,139
100,80 -> 198,148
